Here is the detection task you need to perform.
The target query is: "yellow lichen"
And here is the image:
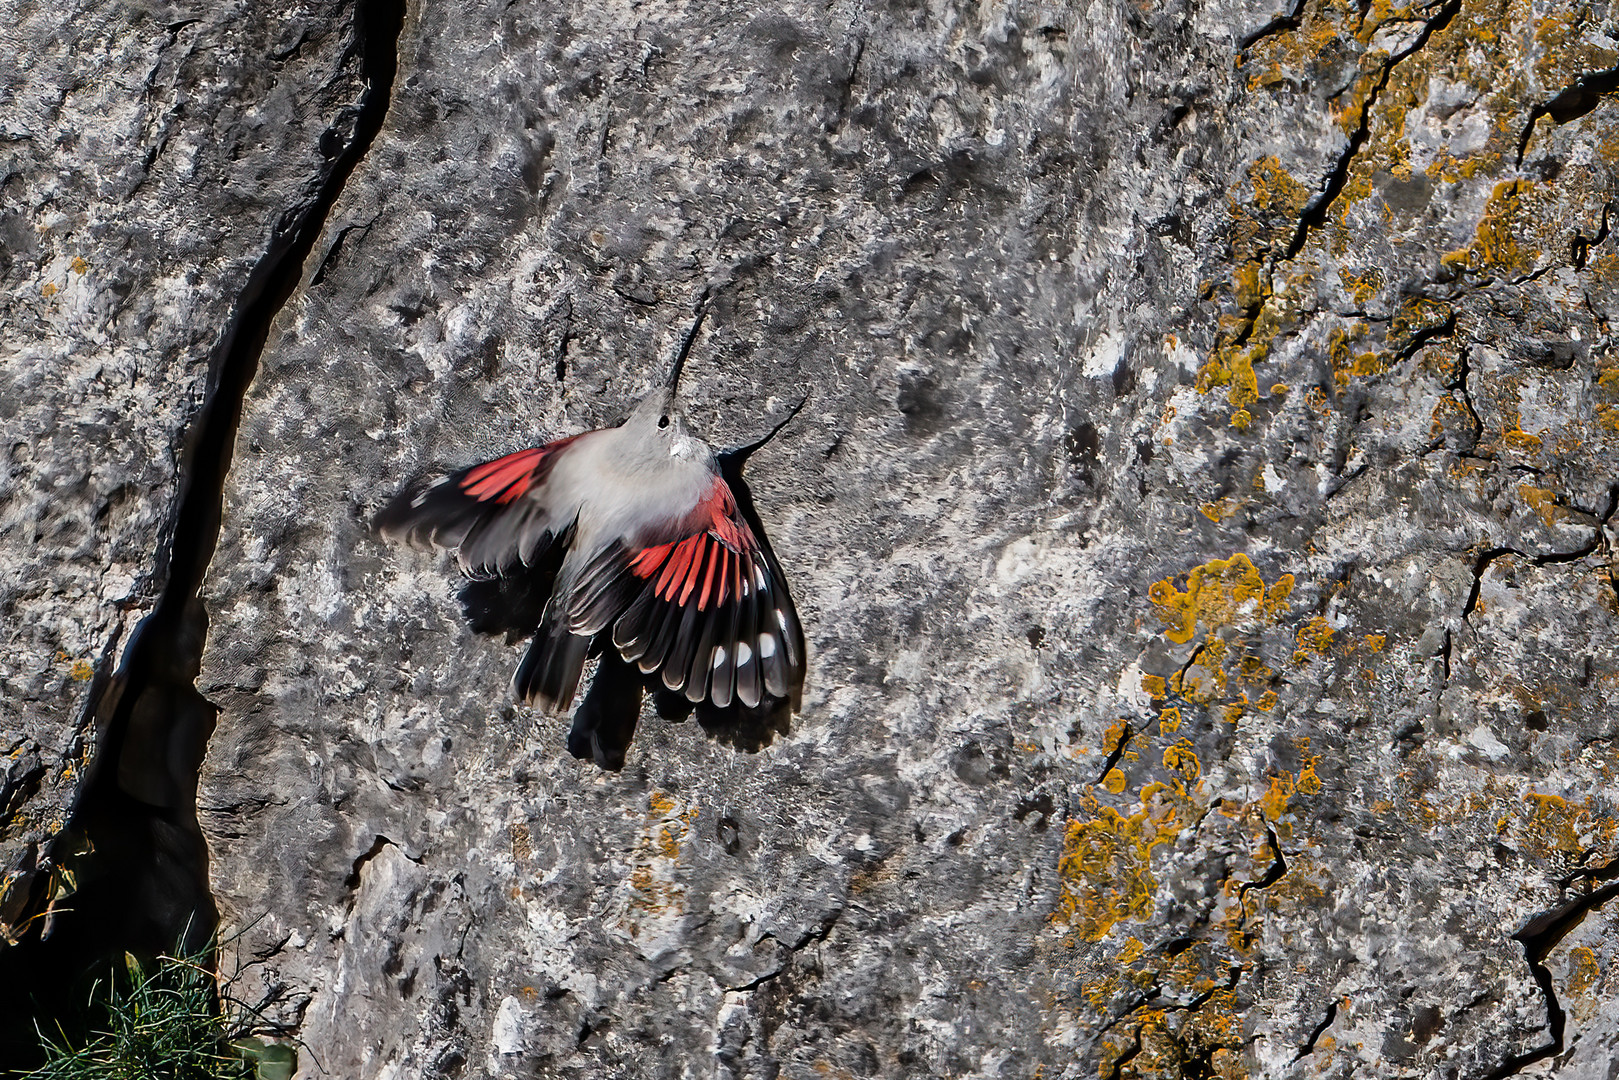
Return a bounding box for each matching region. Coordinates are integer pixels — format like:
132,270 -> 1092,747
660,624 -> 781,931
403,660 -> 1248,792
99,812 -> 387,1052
1056,783 -> 1187,942
1566,946 -> 1599,997
1518,485 -> 1565,527
1148,554 -> 1292,646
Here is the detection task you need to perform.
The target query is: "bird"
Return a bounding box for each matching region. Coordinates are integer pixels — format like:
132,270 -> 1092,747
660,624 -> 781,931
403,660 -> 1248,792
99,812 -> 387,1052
374,303 -> 805,769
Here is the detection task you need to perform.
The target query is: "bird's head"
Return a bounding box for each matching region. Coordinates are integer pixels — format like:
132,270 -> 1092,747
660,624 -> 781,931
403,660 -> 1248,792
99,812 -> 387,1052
616,302 -> 712,458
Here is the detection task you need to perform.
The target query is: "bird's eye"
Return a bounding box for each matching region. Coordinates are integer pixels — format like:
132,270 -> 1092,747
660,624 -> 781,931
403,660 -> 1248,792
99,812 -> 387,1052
658,415 -> 670,429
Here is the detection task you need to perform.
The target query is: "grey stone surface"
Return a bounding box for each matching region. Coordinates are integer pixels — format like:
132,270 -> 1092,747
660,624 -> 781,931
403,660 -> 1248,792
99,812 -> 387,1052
5,0 -> 1619,1076
0,3 -> 362,916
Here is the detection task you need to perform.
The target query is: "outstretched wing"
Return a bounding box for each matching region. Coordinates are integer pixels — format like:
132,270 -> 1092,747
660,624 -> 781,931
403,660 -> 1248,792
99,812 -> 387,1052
563,477 -> 804,712
374,436 -> 582,575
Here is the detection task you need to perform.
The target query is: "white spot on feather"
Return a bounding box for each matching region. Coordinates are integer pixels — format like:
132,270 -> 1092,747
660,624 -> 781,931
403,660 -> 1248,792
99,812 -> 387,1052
758,634 -> 777,659
711,646 -> 727,670
736,641 -> 753,665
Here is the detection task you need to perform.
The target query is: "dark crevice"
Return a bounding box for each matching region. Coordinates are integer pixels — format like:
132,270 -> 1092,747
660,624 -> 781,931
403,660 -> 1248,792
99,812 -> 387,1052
343,834 -> 418,890
1238,0 -> 1306,50
1103,1030 -> 1144,1080
1463,498 -> 1615,623
1481,880 -> 1619,1079
1292,999 -> 1339,1063
1516,66 -> 1619,166
1557,856 -> 1619,892
1284,0 -> 1460,258
1571,203 -> 1612,271
1094,721 -> 1136,786
722,908 -> 842,993
310,212 -> 380,287
1392,310 -> 1457,363
552,294 -> 575,383
1091,986 -> 1165,1042
1462,547 -> 1513,618
1236,826 -> 1288,947
0,0 -> 405,1064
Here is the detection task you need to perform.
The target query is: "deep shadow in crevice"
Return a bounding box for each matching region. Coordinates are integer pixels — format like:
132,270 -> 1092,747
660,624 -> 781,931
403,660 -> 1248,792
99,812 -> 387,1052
0,0 -> 405,1068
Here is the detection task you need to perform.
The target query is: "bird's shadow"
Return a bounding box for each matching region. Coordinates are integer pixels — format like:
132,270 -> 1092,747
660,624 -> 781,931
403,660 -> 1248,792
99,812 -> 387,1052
454,405 -> 804,770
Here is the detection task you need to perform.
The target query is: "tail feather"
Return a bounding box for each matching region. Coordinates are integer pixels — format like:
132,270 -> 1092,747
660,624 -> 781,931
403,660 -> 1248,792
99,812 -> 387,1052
567,650 -> 643,770
513,614 -> 591,714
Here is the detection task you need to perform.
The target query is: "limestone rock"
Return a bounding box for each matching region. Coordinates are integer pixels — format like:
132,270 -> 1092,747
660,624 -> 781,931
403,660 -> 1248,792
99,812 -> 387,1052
0,2 -> 362,920
5,0 -> 1619,1076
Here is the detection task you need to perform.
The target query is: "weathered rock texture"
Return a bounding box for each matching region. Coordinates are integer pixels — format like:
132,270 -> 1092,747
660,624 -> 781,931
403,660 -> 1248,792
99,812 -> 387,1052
6,0 -> 1619,1076
0,2 -> 363,925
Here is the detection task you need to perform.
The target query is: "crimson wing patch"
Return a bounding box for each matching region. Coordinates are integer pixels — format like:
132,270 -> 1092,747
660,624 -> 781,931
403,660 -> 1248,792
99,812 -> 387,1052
565,478 -> 804,712
374,437 -> 579,574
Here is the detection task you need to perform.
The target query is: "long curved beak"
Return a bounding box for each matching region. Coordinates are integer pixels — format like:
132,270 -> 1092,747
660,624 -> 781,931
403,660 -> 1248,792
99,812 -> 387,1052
665,292 -> 711,392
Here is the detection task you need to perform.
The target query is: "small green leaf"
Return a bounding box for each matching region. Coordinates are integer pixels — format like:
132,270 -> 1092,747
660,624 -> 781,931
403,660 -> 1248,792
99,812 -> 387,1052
232,1036 -> 297,1080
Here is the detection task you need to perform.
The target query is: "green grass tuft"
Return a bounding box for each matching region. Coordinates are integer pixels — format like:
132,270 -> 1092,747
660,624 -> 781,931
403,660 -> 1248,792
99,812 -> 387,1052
14,951 -> 293,1080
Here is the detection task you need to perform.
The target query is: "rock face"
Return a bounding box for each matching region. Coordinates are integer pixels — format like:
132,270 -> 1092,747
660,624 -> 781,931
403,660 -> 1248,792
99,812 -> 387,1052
6,0 -> 1619,1076
0,2 -> 362,926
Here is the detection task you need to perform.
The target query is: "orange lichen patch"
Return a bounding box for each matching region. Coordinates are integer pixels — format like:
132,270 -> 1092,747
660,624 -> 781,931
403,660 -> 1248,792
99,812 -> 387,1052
1159,706 -> 1183,733
69,256 -> 88,275
1197,340 -> 1264,411
40,282 -> 56,298
1230,158 -> 1313,259
1364,633 -> 1387,652
1258,774 -> 1296,822
1102,769 -> 1128,794
1056,782 -> 1196,942
1101,718 -> 1132,758
1340,267 -> 1383,309
1162,742 -> 1202,784
1532,7 -> 1619,88
619,790 -> 701,937
1515,792 -> 1618,861
1518,485 -> 1566,527
1141,673 -> 1167,699
1390,297 -> 1452,351
1148,554 -> 1294,645
1177,639 -> 1231,705
68,659 -> 93,682
1248,758 -> 1325,825
1566,946 -> 1600,996
1440,180 -> 1544,277
1499,428 -> 1545,456
1200,498 -> 1239,523
1295,616 -> 1335,655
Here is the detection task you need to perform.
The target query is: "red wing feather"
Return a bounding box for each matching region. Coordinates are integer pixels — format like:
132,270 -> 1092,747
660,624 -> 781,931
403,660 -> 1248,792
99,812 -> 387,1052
594,477 -> 804,712
375,435 -> 581,574
462,448 -> 546,503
